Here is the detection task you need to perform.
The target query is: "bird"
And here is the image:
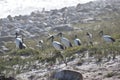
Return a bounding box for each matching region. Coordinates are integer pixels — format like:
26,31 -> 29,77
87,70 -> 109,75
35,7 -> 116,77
57,32 -> 72,48
39,40 -> 44,44
86,32 -> 92,39
47,35 -> 64,51
86,32 -> 93,46
38,40 -> 44,50
47,35 -> 67,66
99,30 -> 115,43
74,35 -> 81,46
36,40 -> 44,50
15,32 -> 26,49
39,40 -> 44,46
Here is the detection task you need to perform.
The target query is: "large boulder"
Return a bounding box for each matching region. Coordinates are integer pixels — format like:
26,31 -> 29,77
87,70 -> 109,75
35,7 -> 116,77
0,75 -> 16,80
50,69 -> 83,80
51,24 -> 74,32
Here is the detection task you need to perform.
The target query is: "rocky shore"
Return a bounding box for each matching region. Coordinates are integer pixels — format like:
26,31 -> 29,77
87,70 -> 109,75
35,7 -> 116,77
0,0 -> 120,80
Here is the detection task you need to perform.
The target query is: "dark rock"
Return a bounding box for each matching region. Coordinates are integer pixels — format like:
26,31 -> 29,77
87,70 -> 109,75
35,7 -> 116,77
0,75 -> 16,80
50,69 -> 83,80
7,15 -> 13,22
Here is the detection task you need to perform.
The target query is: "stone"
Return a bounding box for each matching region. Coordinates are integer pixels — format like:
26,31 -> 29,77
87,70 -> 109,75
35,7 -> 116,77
50,69 -> 83,80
